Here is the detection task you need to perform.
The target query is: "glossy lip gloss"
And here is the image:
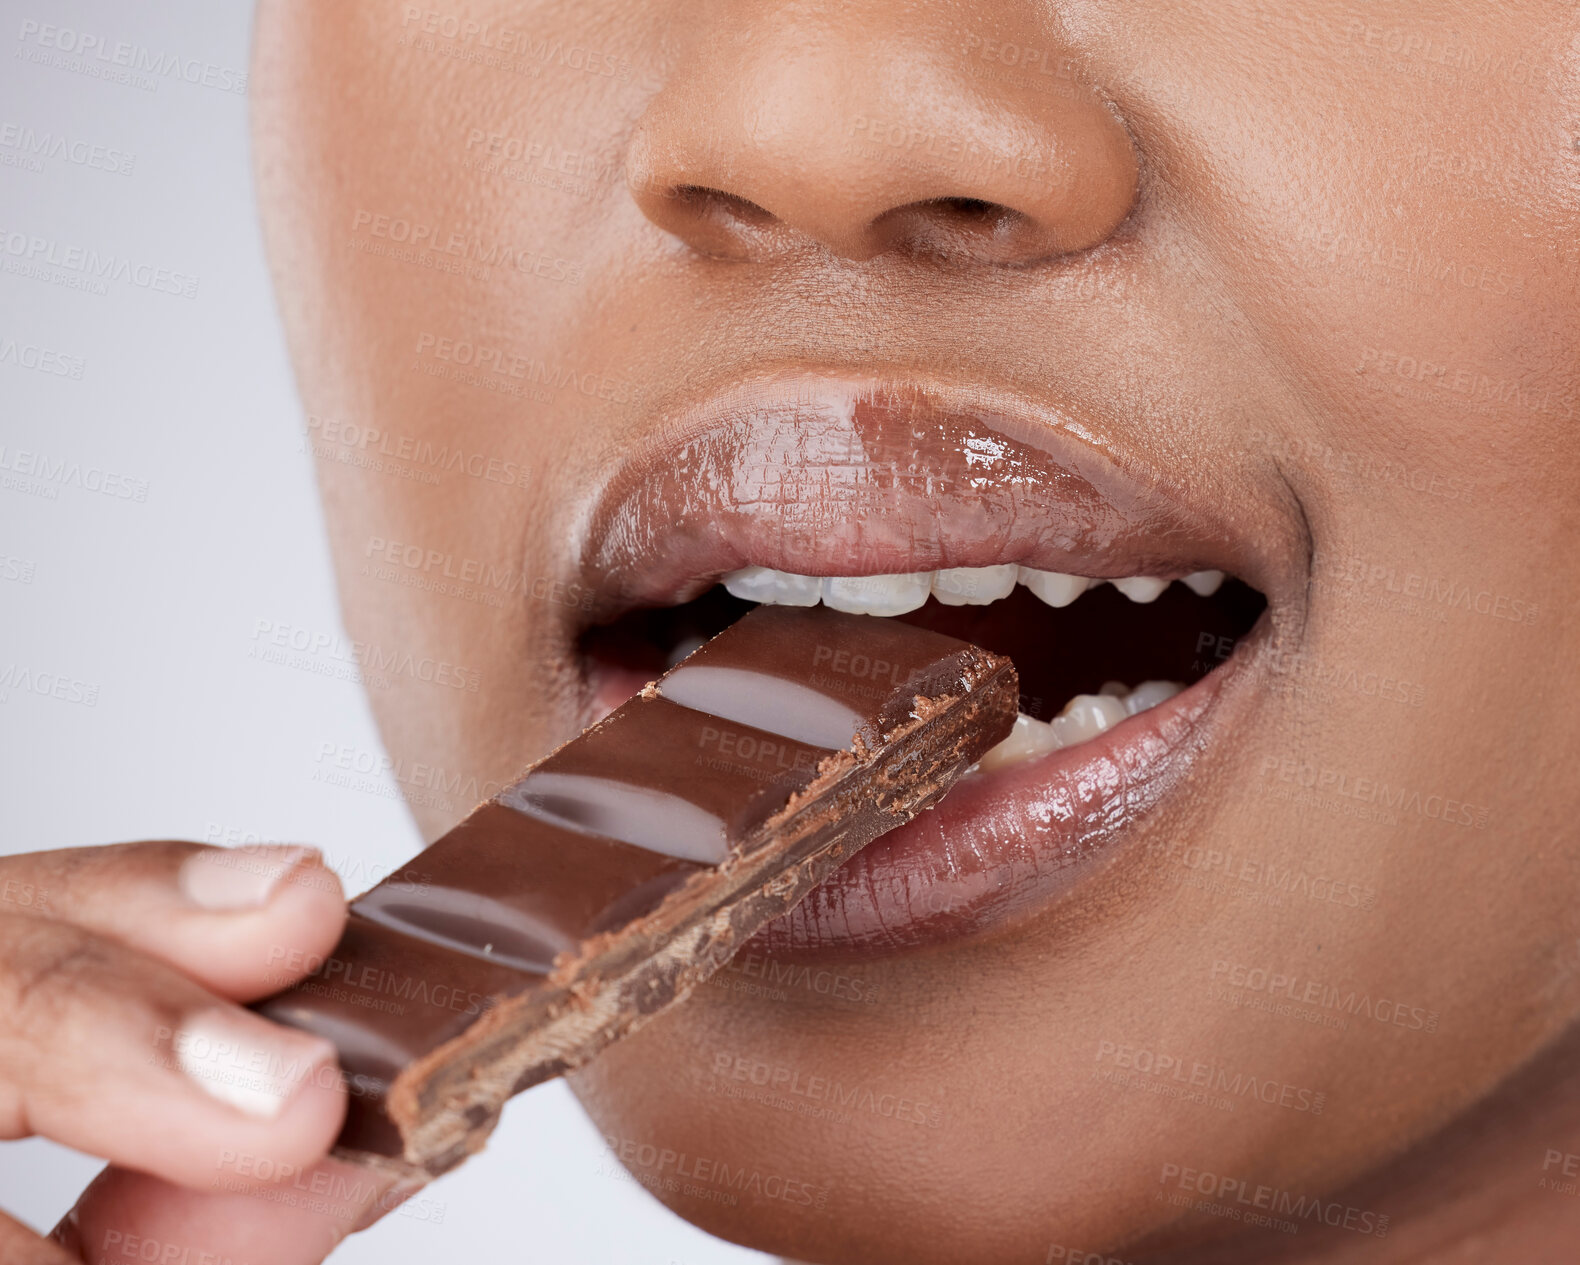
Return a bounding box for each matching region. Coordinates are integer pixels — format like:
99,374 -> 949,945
568,370 -> 1301,958
748,620 -> 1265,958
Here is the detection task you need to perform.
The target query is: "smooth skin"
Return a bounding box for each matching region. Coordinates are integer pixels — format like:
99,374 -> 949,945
8,1 -> 1577,1262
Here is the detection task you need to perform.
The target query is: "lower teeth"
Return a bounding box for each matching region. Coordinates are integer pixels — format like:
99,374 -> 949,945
972,681 -> 1184,774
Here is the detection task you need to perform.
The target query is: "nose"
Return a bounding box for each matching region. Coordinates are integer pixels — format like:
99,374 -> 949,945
626,5 -> 1139,266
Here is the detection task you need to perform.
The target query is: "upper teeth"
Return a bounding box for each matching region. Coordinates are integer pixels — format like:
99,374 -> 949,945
932,564 -> 1018,606
1018,567 -> 1089,607
722,565 -> 1226,614
822,572 -> 933,616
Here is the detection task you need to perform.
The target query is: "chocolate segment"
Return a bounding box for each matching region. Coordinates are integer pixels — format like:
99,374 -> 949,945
256,606 -> 1017,1177
352,806 -> 702,974
501,695 -> 836,863
660,604 -> 986,747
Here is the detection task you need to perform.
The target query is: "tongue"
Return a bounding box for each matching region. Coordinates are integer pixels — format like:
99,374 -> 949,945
589,664 -> 654,724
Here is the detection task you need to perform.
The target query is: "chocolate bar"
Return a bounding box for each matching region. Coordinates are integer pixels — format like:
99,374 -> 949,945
256,606 -> 1017,1177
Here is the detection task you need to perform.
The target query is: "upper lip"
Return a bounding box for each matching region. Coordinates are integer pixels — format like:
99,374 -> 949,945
572,367 -> 1306,633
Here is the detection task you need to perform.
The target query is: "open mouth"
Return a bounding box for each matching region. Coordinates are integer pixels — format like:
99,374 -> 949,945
566,371 -> 1294,958
582,566 -> 1264,774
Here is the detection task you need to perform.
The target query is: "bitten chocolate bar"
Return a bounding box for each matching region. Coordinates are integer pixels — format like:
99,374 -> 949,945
257,606 -> 1017,1177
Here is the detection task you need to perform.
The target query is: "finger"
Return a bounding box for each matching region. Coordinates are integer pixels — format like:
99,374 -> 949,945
0,842 -> 346,1000
54,1160 -> 417,1265
0,913 -> 344,1189
0,1206 -> 74,1265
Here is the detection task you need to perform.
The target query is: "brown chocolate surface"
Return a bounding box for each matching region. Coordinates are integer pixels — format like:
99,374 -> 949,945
660,604 -> 983,747
501,694 -> 838,863
353,805 -> 703,975
255,605 -> 1017,1176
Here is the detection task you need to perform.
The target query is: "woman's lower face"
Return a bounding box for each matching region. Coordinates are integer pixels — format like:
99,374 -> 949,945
252,1 -> 1580,1259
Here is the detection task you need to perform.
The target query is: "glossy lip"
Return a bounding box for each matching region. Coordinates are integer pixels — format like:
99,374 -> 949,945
577,368 -> 1304,629
567,368 -> 1303,958
750,614 -> 1263,959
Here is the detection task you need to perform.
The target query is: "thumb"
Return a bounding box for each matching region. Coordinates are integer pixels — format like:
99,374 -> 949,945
52,1158 -> 420,1264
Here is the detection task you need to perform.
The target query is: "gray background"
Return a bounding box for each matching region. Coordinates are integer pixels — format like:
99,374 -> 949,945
0,1 -> 766,1259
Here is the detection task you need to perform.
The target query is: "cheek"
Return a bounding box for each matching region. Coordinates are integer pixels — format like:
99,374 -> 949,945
255,3 -> 668,815
1117,5 -> 1578,495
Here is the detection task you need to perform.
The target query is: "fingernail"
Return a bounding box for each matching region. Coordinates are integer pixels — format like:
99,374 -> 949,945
171,1009 -> 336,1120
179,844 -> 318,910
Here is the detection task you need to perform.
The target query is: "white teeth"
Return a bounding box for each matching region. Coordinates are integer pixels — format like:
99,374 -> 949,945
974,713 -> 1063,774
1110,576 -> 1170,603
1124,679 -> 1184,716
931,564 -> 1018,606
1053,693 -> 1129,744
821,572 -> 932,616
1018,567 -> 1090,608
723,565 -> 1229,614
722,566 -> 821,606
1183,569 -> 1226,597
970,678 -> 1188,775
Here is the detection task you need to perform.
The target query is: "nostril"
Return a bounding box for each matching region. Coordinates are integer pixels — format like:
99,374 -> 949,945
874,197 -> 1043,264
923,198 -> 1027,238
670,185 -> 777,228
928,197 -> 1004,223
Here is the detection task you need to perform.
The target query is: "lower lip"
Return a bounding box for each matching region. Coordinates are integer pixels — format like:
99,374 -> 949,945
746,629 -> 1260,960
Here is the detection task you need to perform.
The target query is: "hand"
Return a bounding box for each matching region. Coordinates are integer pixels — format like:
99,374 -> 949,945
0,841 -> 408,1264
